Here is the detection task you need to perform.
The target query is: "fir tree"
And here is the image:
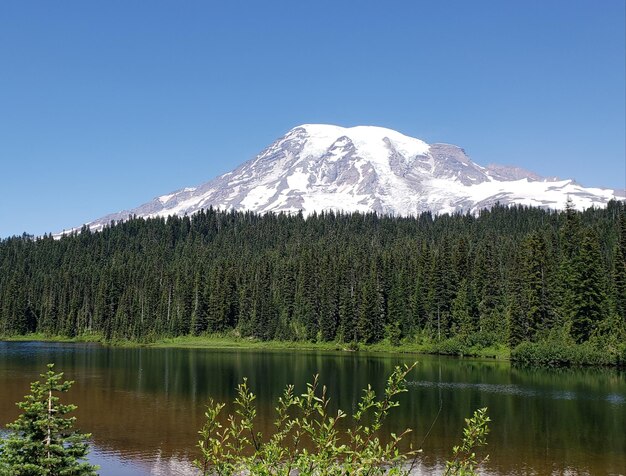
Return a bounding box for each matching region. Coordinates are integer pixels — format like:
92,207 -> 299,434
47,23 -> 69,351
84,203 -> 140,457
612,244 -> 626,326
570,228 -> 608,342
521,231 -> 553,336
357,263 -> 385,343
451,278 -> 473,337
507,295 -> 526,348
387,270 -> 409,338
337,280 -> 357,343
557,197 -> 583,330
0,364 -> 98,476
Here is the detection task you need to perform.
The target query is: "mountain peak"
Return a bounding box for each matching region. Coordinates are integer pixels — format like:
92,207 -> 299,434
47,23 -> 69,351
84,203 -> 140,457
290,124 -> 430,160
60,124 -> 624,234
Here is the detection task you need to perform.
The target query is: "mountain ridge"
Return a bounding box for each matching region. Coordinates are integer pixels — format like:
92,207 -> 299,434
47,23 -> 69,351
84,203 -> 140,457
61,124 -> 624,234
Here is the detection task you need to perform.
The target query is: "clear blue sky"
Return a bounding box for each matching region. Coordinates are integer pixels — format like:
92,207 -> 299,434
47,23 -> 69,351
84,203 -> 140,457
1,0 -> 624,237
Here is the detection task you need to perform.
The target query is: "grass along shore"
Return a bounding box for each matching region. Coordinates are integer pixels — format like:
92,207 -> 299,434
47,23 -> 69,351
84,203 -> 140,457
4,332 -> 624,366
0,332 -> 509,360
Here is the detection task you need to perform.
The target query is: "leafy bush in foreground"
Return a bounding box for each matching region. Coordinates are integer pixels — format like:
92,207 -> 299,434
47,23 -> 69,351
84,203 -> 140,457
444,408 -> 490,476
194,363 -> 490,475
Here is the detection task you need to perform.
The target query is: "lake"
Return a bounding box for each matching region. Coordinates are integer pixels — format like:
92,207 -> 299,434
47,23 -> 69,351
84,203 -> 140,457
0,341 -> 624,475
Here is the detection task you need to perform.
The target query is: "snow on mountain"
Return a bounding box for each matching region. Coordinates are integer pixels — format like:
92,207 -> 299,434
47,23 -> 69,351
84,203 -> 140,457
62,124 -> 624,233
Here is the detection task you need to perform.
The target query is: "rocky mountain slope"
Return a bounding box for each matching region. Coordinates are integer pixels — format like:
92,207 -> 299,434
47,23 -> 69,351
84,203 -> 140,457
65,124 -> 624,233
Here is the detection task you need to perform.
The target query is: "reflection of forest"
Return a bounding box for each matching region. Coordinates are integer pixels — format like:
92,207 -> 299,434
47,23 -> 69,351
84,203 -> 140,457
0,343 -> 624,474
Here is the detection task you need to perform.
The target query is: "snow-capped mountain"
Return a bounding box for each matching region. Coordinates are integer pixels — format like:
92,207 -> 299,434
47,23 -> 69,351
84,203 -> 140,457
67,124 -> 624,233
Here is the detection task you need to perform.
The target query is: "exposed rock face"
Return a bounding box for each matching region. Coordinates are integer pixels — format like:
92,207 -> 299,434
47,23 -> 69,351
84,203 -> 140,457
63,124 -> 624,233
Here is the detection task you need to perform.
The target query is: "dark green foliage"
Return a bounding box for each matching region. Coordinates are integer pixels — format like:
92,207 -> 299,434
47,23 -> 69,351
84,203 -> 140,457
385,320 -> 402,346
0,202 -> 623,363
612,243 -> 626,325
451,279 -> 474,337
569,228 -> 608,343
0,364 -> 98,476
357,263 -> 385,344
521,231 -> 553,336
506,295 -> 525,348
511,339 -> 619,367
611,209 -> 626,328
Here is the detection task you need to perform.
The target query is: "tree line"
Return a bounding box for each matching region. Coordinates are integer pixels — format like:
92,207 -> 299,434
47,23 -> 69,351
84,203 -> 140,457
0,200 -> 624,355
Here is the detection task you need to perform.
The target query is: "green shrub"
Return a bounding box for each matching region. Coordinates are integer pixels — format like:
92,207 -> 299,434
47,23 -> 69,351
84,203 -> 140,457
194,363 -> 490,475
433,337 -> 469,356
195,363 -> 420,475
444,408 -> 490,476
511,340 -> 619,367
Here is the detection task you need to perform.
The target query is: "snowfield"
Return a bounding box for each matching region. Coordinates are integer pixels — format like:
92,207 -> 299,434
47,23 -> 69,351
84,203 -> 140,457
59,124 -> 624,235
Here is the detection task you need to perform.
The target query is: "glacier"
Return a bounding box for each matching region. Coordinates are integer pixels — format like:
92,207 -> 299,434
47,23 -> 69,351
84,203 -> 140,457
60,124 -> 624,234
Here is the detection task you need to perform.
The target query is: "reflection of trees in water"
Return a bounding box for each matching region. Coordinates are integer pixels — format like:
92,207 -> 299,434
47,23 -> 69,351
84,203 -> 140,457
0,343 -> 625,474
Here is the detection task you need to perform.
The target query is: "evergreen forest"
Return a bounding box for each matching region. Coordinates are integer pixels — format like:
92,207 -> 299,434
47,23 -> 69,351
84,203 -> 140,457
1,200 -> 625,364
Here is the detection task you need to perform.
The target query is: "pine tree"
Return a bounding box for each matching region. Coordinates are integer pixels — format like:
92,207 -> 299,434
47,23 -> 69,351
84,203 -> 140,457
570,228 -> 608,343
451,278 -> 473,337
409,275 -> 425,334
357,263 -> 385,344
387,271 -> 409,338
614,207 -> 626,328
191,271 -> 209,336
557,197 -> 583,330
0,364 -> 98,476
507,294 -> 526,348
475,239 -> 505,343
338,280 -> 356,343
250,260 -> 277,341
612,244 -> 626,326
619,206 -> 626,266
521,231 -> 553,336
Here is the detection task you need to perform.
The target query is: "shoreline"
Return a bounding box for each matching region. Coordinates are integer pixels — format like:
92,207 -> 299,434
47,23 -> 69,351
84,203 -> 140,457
0,333 -> 509,360
3,333 -> 623,368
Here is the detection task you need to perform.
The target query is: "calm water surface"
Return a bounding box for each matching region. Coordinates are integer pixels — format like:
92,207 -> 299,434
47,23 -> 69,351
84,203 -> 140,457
0,342 -> 624,475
